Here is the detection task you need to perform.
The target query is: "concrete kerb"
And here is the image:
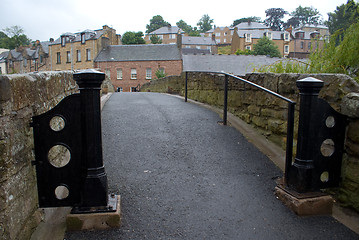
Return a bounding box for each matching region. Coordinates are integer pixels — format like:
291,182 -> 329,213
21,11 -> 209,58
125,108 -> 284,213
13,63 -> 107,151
30,92 -> 115,239
168,93 -> 359,234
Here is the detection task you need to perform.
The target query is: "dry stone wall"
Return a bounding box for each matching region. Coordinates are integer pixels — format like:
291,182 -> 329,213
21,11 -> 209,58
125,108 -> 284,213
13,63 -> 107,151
141,72 -> 359,212
0,71 -> 77,240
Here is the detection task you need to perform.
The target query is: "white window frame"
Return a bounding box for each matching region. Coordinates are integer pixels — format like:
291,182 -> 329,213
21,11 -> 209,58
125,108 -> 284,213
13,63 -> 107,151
105,69 -> 110,79
131,68 -> 137,79
265,32 -> 272,40
169,34 -> 176,39
146,68 -> 152,79
86,49 -> 91,61
284,32 -> 290,41
215,32 -> 221,37
76,50 -> 81,62
66,51 -> 71,63
157,35 -> 163,40
81,33 -> 85,44
245,33 -> 252,43
284,45 -> 289,54
117,68 -> 122,80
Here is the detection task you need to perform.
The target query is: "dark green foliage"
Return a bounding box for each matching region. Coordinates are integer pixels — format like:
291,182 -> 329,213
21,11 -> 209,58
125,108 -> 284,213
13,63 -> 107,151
0,26 -> 31,49
264,8 -> 287,31
285,6 -> 322,29
150,35 -> 162,44
197,14 -> 214,33
176,20 -> 200,36
146,15 -> 170,34
232,17 -> 261,26
326,0 -> 359,34
122,31 -> 146,45
253,37 -> 281,58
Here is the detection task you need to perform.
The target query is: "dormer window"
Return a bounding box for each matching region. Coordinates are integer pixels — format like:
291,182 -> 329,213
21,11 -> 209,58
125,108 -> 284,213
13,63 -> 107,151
81,33 -> 86,44
245,33 -> 252,43
61,36 -> 66,47
284,32 -> 290,41
265,32 -> 272,40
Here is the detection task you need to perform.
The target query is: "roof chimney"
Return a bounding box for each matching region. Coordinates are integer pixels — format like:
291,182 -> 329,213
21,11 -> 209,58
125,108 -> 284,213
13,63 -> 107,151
177,33 -> 182,51
49,38 -> 54,42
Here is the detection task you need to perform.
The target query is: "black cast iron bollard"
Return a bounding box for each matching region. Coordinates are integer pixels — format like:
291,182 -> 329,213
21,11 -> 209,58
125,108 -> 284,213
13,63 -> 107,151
73,69 -> 108,208
287,77 -> 324,192
223,74 -> 228,126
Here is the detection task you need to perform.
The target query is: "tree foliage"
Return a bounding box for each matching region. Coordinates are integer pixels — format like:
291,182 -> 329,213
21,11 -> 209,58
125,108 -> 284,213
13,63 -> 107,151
197,14 -> 214,33
176,20 -> 200,36
232,17 -> 261,27
150,35 -> 162,44
122,31 -> 146,45
285,6 -> 322,29
0,25 -> 31,49
264,8 -> 287,31
326,0 -> 359,34
146,15 -> 169,34
253,37 -> 281,57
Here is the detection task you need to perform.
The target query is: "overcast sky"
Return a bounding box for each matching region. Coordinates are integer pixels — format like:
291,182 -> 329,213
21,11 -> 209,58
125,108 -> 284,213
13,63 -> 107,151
0,0 -> 348,42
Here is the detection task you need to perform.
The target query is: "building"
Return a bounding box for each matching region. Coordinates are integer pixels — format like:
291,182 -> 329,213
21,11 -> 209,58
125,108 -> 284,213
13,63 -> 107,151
204,26 -> 233,45
144,25 -> 184,44
0,49 -> 9,74
288,25 -> 329,59
182,35 -> 218,54
49,25 -> 121,71
231,29 -> 293,57
94,43 -> 182,92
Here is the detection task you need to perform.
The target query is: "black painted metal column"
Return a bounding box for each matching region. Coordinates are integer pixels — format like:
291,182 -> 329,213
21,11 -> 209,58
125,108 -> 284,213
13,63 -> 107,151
223,74 -> 228,125
73,69 -> 108,208
288,77 -> 324,192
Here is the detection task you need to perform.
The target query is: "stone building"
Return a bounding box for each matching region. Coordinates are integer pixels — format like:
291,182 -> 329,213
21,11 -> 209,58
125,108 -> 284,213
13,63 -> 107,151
231,29 -> 293,57
94,43 -> 182,92
49,25 -> 121,71
182,35 -> 218,54
144,25 -> 184,44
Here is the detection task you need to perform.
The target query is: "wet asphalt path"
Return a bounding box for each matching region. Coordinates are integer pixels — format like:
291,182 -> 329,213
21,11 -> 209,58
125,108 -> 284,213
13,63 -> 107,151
65,92 -> 357,239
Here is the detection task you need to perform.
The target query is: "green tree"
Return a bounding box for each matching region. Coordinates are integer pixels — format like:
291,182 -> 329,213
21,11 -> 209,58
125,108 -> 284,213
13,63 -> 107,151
121,31 -> 146,45
253,37 -> 281,57
155,68 -> 166,79
326,0 -> 359,34
0,26 -> 31,49
264,8 -> 287,31
285,6 -> 322,28
176,20 -> 200,36
197,14 -> 214,33
232,17 -> 261,26
146,15 -> 170,34
150,35 -> 162,44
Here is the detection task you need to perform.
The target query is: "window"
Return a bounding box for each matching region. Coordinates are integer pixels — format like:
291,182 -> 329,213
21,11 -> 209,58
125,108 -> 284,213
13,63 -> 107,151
117,68 -> 122,80
245,45 -> 251,50
76,50 -> 81,62
245,33 -> 252,43
157,35 -> 163,40
196,46 -> 201,49
215,32 -> 221,37
300,41 -> 304,49
265,32 -> 272,40
23,58 -> 27,67
40,55 -> 44,64
131,68 -> 137,79
284,32 -> 290,41
61,37 -> 65,47
117,87 -> 123,92
56,52 -> 61,64
105,69 -> 110,79
146,68 -> 152,79
81,33 -> 85,44
66,51 -> 71,63
86,49 -> 91,61
285,45 -> 290,54
308,42 -> 312,50
169,34 -> 176,39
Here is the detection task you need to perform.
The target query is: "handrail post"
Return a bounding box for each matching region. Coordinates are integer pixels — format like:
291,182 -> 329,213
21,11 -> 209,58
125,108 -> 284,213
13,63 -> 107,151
223,74 -> 228,125
185,72 -> 188,102
73,69 -> 108,208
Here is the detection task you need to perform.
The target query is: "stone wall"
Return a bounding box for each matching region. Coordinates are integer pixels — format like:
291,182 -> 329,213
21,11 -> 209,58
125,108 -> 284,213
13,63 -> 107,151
141,72 -> 359,212
0,71 -> 78,240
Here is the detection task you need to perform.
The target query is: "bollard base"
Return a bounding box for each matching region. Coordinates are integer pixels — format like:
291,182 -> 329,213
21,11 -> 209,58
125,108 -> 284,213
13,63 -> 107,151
275,184 -> 333,216
66,195 -> 121,231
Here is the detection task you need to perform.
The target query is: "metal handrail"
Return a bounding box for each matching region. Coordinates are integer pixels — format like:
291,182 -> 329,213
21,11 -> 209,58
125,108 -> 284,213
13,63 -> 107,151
185,71 -> 296,182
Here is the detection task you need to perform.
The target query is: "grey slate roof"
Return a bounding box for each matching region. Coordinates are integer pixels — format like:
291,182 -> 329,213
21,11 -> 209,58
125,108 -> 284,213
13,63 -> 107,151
236,29 -> 291,40
0,51 -> 9,63
182,36 -> 216,46
50,29 -> 104,45
94,44 -> 182,62
148,26 -> 184,35
234,22 -> 270,30
182,48 -> 211,55
182,54 -> 281,76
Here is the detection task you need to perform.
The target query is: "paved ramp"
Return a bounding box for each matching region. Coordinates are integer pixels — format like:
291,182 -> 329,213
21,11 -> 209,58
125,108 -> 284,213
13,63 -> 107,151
65,92 -> 357,239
